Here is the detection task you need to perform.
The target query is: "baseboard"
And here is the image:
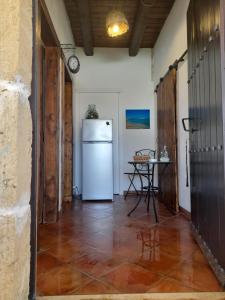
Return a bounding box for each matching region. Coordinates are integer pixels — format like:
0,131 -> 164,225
179,206 -> 191,220
123,190 -> 141,195
123,190 -> 159,196
191,224 -> 225,288
123,190 -> 149,197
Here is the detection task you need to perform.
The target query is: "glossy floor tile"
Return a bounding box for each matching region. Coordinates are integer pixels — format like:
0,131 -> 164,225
37,195 -> 223,296
168,260 -> 223,292
37,264 -> 92,296
73,279 -> 119,295
102,263 -> 161,293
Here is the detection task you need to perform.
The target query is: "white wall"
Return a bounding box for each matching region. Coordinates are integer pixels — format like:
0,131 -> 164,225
153,0 -> 191,212
153,0 -> 189,83
44,0 -> 74,46
74,48 -> 156,195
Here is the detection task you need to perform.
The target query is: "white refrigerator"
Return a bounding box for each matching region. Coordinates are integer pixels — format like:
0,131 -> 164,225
82,119 -> 113,200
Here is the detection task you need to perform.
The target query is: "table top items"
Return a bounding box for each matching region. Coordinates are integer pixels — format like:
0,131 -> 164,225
133,154 -> 150,162
132,146 -> 171,164
149,158 -> 157,162
160,145 -> 170,162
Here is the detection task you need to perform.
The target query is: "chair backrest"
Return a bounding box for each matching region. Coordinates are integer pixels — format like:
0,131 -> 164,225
135,149 -> 156,172
135,149 -> 156,158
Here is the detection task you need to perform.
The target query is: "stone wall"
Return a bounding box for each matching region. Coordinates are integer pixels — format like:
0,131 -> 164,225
0,0 -> 32,299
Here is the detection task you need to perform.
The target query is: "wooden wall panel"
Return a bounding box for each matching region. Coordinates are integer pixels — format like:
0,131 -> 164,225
63,82 -> 73,202
187,0 -> 225,286
37,45 -> 45,224
60,60 -> 65,208
43,47 -> 60,223
157,69 -> 179,213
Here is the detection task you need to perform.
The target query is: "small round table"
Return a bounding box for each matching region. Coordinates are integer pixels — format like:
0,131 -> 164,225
127,160 -> 173,222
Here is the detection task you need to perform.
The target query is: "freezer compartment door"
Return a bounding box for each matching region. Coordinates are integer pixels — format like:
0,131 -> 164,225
82,143 -> 113,200
82,119 -> 112,142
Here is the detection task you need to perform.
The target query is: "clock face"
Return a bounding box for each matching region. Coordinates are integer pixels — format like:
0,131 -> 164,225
68,55 -> 80,74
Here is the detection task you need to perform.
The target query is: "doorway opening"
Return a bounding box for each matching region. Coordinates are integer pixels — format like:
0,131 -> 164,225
32,0 -> 224,298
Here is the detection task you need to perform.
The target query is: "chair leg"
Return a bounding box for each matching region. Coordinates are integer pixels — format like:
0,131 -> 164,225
127,193 -> 143,216
124,185 -> 131,200
147,188 -> 150,212
124,174 -> 138,200
144,189 -> 148,203
124,176 -> 133,200
152,190 -> 159,223
132,181 -> 139,196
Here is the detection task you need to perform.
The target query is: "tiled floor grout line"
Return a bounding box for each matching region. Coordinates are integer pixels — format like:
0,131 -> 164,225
70,272 -> 121,295
145,275 -> 202,293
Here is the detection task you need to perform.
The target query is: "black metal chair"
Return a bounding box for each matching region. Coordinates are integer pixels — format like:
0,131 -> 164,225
124,149 -> 157,199
126,149 -> 159,222
136,149 -> 159,193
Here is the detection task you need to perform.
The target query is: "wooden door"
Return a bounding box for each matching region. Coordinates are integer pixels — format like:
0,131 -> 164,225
219,0 -> 225,271
157,69 -> 179,213
42,47 -> 60,223
63,81 -> 73,202
37,45 -> 45,225
187,0 -> 225,285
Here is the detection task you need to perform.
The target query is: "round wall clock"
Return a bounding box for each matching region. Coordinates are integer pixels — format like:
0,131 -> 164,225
67,55 -> 80,74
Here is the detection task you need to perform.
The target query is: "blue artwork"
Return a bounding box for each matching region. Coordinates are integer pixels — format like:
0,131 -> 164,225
126,109 -> 150,129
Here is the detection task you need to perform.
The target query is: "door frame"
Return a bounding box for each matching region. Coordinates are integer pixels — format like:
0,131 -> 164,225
30,1 -> 225,299
29,1 -> 39,298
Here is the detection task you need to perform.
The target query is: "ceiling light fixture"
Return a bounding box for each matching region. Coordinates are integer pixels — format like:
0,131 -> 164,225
106,10 -> 129,38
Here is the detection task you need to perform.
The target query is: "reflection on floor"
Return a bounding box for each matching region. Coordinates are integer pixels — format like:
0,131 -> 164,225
37,196 -> 223,296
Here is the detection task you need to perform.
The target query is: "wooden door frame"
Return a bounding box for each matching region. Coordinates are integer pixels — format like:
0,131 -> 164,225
30,0 -> 73,298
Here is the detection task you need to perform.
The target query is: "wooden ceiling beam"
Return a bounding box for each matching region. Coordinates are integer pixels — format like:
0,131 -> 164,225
129,1 -> 150,56
76,0 -> 93,56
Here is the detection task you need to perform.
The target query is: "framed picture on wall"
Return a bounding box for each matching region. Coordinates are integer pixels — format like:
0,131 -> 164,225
126,109 -> 150,129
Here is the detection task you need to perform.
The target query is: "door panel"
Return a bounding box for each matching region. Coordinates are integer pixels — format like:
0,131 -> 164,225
157,69 -> 178,213
82,143 -> 113,200
187,0 -> 225,284
82,119 -> 113,142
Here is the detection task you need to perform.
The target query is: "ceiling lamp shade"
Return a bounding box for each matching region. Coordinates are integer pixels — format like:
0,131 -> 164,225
106,10 -> 129,38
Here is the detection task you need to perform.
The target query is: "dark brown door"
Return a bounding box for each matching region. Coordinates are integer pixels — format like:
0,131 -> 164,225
187,0 -> 225,284
157,69 -> 179,213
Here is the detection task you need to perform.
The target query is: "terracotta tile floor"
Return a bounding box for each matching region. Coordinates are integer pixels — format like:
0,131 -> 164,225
37,196 -> 223,296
